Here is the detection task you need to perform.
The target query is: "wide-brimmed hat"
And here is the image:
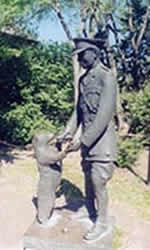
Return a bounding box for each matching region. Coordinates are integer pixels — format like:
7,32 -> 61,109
72,38 -> 105,56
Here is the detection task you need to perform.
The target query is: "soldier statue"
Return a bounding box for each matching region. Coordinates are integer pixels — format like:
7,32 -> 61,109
57,37 -> 117,243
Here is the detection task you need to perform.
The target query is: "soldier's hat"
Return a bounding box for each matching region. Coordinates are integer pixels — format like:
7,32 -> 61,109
72,37 -> 105,56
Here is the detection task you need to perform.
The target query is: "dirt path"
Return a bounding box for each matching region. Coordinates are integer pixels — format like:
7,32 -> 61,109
110,150 -> 150,250
111,201 -> 150,250
0,145 -> 150,249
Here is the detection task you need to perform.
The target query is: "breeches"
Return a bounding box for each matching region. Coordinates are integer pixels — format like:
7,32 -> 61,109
81,160 -> 115,221
81,160 -> 115,183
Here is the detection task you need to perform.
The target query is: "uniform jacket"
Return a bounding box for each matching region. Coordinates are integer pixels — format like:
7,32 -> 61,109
64,62 -> 117,162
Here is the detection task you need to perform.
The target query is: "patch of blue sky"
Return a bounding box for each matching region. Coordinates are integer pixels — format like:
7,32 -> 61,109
37,8 -> 80,43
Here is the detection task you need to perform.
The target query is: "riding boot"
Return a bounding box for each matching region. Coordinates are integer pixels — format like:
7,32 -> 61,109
70,170 -> 96,220
84,184 -> 109,242
72,162 -> 97,220
84,170 -> 97,219
84,165 -> 109,242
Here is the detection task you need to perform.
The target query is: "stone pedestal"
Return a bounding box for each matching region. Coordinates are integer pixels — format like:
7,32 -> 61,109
24,236 -> 112,250
24,214 -> 114,250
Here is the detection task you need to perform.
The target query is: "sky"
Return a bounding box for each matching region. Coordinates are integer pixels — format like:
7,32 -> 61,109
37,17 -> 117,46
36,8 -> 79,43
37,17 -> 68,43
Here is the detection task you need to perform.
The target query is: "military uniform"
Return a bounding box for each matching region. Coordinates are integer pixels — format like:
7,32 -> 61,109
79,62 -> 117,162
59,37 -> 117,242
65,62 -> 117,162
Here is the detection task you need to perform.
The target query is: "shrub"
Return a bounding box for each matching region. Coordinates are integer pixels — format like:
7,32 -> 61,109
117,135 -> 143,168
0,41 -> 74,144
0,103 -> 56,145
121,81 -> 150,136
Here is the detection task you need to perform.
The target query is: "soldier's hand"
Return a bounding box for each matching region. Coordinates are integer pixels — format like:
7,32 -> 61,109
57,131 -> 72,143
65,138 -> 81,153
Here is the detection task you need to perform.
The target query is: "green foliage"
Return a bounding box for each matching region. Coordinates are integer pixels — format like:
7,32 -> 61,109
117,0 -> 150,90
0,46 -> 22,59
22,43 -> 74,126
117,135 -> 143,168
121,82 -> 150,135
118,80 -> 150,168
0,103 -> 56,145
0,40 -> 74,144
0,0 -> 35,31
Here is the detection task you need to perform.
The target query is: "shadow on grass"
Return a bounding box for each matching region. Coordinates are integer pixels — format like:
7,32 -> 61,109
0,140 -> 32,167
56,178 -> 85,212
0,141 -> 16,166
125,166 -> 147,185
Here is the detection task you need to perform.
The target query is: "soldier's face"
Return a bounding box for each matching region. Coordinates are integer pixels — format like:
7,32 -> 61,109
78,49 -> 97,69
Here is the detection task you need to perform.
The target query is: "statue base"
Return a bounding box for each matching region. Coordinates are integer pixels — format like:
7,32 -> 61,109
24,216 -> 114,250
24,200 -> 115,250
24,236 -> 112,250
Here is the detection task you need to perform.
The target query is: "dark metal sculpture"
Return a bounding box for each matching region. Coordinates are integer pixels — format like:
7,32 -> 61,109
58,37 -> 117,243
32,133 -> 66,225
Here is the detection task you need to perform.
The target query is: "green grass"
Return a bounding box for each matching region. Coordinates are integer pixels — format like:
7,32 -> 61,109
113,226 -> 124,249
109,167 -> 150,220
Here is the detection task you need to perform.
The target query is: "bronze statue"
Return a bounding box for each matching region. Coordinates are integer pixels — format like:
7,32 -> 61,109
32,133 -> 66,226
58,38 -> 117,242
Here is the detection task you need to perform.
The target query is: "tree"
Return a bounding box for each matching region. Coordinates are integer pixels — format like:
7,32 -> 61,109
0,0 -> 37,37
0,0 -> 124,102
1,0 -> 150,134
13,0 -> 119,100
1,0 -> 150,92
117,0 -> 150,91
0,41 -> 74,144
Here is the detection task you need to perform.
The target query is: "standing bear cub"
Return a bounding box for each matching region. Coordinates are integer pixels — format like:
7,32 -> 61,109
32,132 -> 67,226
